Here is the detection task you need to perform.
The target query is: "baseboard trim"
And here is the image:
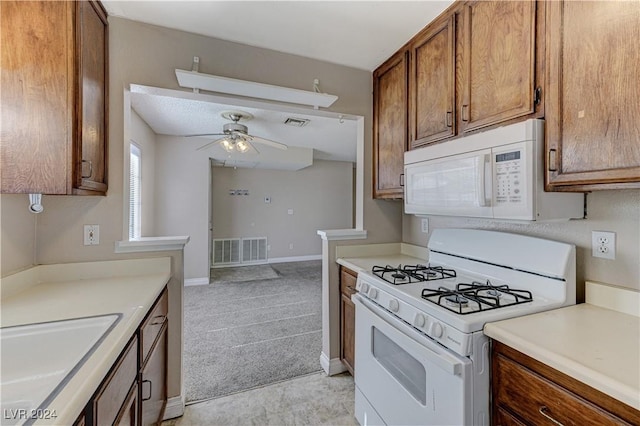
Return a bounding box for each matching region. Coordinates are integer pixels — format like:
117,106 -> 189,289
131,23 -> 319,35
163,395 -> 185,420
269,254 -> 322,264
320,352 -> 347,376
184,277 -> 209,286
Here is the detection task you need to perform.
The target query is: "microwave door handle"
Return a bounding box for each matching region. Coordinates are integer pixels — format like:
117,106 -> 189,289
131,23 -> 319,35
477,154 -> 490,207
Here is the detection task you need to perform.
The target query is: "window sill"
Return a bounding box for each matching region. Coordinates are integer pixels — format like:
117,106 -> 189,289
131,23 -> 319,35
115,236 -> 190,253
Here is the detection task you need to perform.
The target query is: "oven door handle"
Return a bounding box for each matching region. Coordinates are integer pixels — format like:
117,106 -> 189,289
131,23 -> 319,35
354,294 -> 465,376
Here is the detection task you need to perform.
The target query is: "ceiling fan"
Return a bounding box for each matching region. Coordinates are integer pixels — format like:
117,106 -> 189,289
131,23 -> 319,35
186,111 -> 288,153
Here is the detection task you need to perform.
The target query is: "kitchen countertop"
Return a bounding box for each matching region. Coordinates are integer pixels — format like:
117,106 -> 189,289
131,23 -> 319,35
484,281 -> 640,411
0,257 -> 171,425
336,242 -> 429,274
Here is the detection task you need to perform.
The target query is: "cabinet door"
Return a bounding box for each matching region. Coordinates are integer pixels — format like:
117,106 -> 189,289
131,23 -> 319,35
140,326 -> 167,426
461,0 -> 536,133
340,293 -> 355,375
409,15 -> 456,148
93,337 -> 138,426
546,1 -> 640,190
340,267 -> 357,375
373,50 -> 408,199
115,383 -> 138,426
0,1 -> 73,194
75,0 -> 108,194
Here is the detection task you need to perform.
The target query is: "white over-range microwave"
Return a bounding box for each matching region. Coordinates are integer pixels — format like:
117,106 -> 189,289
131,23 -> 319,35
404,119 -> 584,221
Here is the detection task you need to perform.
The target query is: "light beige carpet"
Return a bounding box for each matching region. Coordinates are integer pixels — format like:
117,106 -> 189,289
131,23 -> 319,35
185,261 -> 322,403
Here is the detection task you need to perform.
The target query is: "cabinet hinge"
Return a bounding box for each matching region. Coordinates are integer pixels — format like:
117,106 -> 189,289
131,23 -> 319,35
534,87 -> 542,106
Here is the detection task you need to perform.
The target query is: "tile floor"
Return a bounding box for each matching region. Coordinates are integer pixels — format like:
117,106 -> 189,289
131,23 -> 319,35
163,372 -> 358,426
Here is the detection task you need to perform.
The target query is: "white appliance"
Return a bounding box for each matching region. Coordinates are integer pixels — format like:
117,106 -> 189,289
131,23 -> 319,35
353,228 -> 576,426
404,119 -> 584,220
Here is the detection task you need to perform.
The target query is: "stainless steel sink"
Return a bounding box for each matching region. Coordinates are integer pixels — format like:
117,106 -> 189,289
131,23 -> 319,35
0,314 -> 121,425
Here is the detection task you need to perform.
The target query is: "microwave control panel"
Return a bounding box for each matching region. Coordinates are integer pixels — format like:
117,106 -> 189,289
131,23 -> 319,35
495,150 -> 523,204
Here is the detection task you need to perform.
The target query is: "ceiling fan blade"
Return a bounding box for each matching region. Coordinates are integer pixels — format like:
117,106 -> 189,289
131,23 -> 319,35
196,137 -> 226,151
248,135 -> 288,150
184,133 -> 226,138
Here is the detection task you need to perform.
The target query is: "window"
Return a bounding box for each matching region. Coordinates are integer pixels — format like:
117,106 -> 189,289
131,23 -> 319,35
129,144 -> 142,239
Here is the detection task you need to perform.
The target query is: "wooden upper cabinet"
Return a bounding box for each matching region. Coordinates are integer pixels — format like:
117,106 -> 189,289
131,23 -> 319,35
461,0 -> 537,133
373,50 -> 408,199
75,0 -> 108,194
0,1 -> 108,195
409,15 -> 456,148
546,1 -> 640,190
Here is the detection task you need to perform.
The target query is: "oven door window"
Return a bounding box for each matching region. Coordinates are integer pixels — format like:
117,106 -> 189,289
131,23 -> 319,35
372,326 -> 426,405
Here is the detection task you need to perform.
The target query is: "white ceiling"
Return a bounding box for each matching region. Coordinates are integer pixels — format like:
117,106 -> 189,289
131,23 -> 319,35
117,1 -> 454,170
130,85 -> 358,167
102,1 -> 454,71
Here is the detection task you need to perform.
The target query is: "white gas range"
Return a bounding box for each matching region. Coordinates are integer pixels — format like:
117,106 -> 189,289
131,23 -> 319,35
353,229 -> 576,426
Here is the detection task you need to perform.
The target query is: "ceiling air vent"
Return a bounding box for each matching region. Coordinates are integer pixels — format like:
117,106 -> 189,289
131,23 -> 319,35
284,117 -> 310,127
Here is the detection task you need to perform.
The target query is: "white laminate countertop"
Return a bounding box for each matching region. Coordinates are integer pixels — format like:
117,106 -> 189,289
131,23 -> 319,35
484,281 -> 640,411
336,242 -> 429,274
0,257 -> 171,425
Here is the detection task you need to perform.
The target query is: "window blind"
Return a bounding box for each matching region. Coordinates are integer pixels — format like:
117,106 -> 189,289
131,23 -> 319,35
129,144 -> 142,239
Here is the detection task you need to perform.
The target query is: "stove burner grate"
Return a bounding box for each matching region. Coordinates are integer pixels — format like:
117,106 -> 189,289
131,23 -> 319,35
421,280 -> 533,315
372,264 -> 457,285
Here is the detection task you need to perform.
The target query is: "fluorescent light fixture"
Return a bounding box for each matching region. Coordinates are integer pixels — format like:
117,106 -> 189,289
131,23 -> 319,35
175,69 -> 338,109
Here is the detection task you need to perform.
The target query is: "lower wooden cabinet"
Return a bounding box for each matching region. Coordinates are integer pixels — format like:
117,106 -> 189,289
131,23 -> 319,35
339,266 -> 358,375
140,325 -> 167,425
82,287 -> 168,426
92,336 -> 138,425
116,383 -> 138,426
491,341 -> 640,426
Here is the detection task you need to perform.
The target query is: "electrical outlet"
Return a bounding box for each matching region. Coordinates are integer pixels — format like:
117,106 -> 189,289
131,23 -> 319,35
287,209 -> 294,215
592,231 -> 615,260
84,225 -> 100,246
289,243 -> 294,250
421,218 -> 429,234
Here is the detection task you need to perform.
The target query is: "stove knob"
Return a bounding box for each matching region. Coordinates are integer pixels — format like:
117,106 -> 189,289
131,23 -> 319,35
431,322 -> 444,338
413,313 -> 426,328
388,299 -> 399,312
360,283 -> 369,293
368,288 -> 378,300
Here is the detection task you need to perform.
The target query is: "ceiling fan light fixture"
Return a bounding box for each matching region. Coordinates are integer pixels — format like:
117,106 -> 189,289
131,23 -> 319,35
236,140 -> 250,153
221,139 -> 234,152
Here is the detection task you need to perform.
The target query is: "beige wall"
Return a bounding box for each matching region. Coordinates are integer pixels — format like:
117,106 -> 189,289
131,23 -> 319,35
131,110 -> 157,237
211,160 -> 353,259
0,194 -> 37,276
154,135 -> 211,280
403,189 -> 640,298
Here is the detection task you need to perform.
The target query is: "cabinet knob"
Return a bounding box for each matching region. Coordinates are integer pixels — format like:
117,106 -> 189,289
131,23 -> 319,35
142,379 -> 153,401
538,406 -> 564,426
81,159 -> 93,178
150,315 -> 167,326
461,105 -> 469,122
